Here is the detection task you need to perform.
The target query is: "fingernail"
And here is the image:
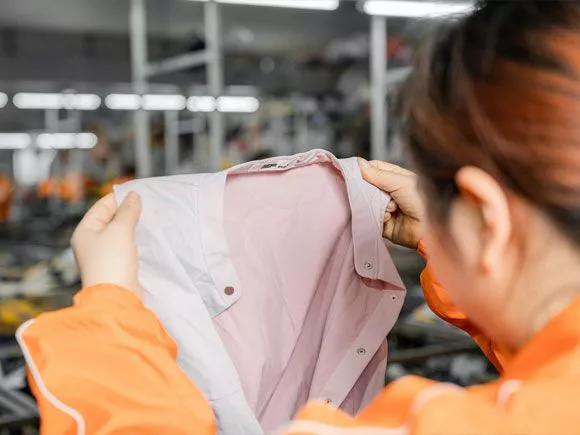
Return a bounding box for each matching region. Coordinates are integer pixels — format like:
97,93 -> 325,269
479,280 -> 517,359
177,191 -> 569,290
358,158 -> 370,169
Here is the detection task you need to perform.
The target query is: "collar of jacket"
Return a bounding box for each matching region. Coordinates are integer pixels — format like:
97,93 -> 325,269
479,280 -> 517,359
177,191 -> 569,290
503,296 -> 580,380
198,149 -> 405,317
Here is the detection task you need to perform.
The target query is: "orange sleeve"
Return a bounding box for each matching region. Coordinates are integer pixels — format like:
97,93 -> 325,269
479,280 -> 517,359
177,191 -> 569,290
16,284 -> 216,435
417,241 -> 512,372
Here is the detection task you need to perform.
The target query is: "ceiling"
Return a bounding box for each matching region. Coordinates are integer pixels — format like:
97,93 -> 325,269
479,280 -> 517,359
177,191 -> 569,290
0,0 -> 375,53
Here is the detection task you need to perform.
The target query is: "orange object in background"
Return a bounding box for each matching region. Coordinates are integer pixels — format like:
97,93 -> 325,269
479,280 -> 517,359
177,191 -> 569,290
0,176 -> 14,223
99,176 -> 135,197
37,179 -> 57,199
37,173 -> 90,203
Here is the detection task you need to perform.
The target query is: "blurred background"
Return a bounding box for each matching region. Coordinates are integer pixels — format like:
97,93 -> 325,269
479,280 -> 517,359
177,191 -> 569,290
0,1 -> 495,432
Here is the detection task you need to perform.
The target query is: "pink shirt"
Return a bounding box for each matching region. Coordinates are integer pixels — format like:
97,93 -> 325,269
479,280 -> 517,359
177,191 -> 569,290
114,150 -> 405,434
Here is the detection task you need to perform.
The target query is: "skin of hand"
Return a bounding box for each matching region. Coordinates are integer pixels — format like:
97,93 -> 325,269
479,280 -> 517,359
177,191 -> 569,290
71,191 -> 143,297
358,159 -> 425,249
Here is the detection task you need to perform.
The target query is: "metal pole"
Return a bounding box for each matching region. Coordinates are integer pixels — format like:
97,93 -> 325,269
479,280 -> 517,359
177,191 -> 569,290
205,0 -> 224,172
45,109 -> 61,212
130,0 -> 151,178
164,111 -> 179,175
370,15 -> 388,162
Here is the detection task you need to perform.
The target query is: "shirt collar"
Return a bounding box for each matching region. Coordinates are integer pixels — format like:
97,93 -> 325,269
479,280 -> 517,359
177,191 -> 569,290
199,150 -> 405,315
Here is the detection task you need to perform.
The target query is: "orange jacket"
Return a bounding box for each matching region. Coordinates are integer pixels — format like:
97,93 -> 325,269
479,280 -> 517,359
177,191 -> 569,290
17,243 -> 580,434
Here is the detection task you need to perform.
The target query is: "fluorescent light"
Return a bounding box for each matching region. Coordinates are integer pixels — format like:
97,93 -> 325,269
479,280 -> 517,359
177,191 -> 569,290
142,94 -> 186,111
187,0 -> 339,9
363,0 -> 473,17
105,94 -> 142,110
63,94 -> 101,110
187,96 -> 216,112
0,133 -> 32,149
0,93 -> 7,109
37,133 -> 98,150
217,96 -> 260,113
13,93 -> 101,110
14,93 -> 62,110
215,0 -> 338,9
37,133 -> 74,149
76,133 -> 99,149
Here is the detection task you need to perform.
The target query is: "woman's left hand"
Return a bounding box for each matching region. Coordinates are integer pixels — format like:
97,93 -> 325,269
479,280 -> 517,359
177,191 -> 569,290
71,192 -> 143,297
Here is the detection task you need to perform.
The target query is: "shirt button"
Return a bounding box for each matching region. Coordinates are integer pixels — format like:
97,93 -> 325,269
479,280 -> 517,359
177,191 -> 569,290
356,347 -> 367,356
224,286 -> 235,296
364,262 -> 373,270
324,398 -> 333,404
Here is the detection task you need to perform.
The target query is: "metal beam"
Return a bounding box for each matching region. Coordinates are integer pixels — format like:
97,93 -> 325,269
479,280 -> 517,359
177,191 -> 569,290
130,0 -> 151,178
205,0 -> 224,172
370,15 -> 388,162
147,51 -> 209,78
164,111 -> 179,175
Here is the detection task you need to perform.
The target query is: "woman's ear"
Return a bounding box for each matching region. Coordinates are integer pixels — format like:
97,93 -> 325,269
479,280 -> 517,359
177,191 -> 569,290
455,167 -> 512,273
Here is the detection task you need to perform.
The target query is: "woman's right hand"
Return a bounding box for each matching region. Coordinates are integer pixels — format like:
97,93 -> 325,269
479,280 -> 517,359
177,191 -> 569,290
358,159 -> 425,249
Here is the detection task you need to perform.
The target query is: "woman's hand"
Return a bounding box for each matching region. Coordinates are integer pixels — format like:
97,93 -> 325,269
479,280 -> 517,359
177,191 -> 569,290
71,192 -> 143,296
358,159 -> 425,249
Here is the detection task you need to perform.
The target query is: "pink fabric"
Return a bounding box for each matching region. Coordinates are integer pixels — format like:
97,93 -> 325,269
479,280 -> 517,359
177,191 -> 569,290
114,150 -> 405,434
219,159 -> 404,432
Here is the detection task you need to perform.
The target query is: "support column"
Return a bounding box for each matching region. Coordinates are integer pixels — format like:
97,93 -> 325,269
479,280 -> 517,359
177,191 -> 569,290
370,15 -> 388,162
164,111 -> 179,175
205,0 -> 224,171
130,0 -> 151,178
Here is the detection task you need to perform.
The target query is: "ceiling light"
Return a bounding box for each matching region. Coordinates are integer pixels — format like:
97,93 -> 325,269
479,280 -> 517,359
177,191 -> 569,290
363,0 -> 473,17
37,133 -> 98,150
217,96 -> 260,113
142,94 -> 187,111
63,94 -> 101,110
0,93 -> 8,109
187,0 -> 339,9
216,0 -> 339,9
105,94 -> 142,110
14,93 -> 62,110
187,96 -> 217,113
76,133 -> 99,149
0,133 -> 32,150
13,93 -> 101,110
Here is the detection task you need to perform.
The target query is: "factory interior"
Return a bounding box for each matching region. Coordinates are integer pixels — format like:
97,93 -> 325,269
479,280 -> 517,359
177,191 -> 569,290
0,0 -> 498,432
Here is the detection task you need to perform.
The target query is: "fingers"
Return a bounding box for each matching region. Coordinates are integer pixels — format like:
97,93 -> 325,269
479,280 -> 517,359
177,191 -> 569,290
76,193 -> 118,233
112,192 -> 142,229
358,158 -> 413,195
369,160 -> 414,176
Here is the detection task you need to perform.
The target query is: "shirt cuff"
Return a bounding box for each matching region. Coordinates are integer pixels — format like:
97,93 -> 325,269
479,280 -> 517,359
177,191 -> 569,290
74,284 -> 143,309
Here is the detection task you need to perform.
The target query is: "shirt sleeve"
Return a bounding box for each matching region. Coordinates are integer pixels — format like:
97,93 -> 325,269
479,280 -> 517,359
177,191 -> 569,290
416,241 -> 512,372
16,284 -> 216,435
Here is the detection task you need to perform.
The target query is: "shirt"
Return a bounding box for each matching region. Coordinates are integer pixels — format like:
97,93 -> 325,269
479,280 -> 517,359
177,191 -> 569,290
113,149 -> 405,434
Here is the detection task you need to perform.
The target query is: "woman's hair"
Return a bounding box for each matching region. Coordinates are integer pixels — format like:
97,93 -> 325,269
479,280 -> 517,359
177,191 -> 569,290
400,1 -> 580,243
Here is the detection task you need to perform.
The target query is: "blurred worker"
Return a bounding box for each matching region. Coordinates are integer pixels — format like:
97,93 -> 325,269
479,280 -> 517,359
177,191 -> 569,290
15,1 -> 580,433
37,150 -> 88,204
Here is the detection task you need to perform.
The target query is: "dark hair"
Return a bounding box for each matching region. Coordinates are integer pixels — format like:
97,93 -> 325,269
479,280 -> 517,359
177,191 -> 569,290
400,1 -> 580,242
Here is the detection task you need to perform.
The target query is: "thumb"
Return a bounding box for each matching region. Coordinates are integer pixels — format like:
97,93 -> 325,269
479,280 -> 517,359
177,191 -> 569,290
113,191 -> 142,228
358,158 -> 411,198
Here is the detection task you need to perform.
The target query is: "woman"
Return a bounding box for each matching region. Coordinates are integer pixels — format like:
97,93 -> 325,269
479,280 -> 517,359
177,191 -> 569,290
18,1 -> 580,433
